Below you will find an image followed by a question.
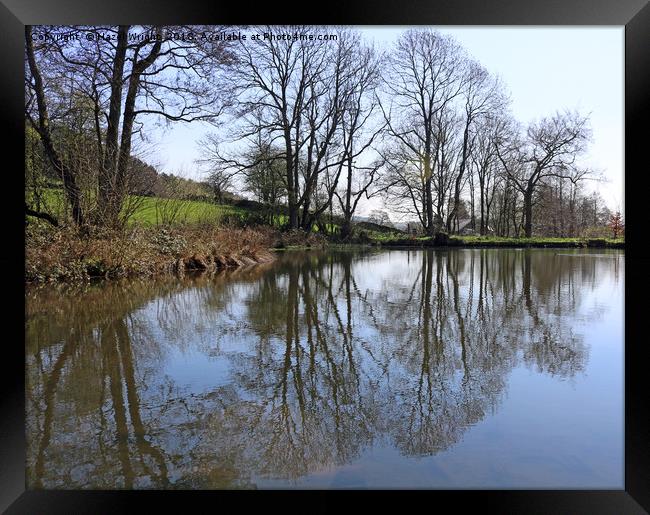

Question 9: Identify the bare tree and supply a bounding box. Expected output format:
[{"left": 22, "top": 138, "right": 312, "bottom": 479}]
[
  {"left": 495, "top": 109, "right": 593, "bottom": 237},
  {"left": 380, "top": 29, "right": 466, "bottom": 236},
  {"left": 329, "top": 39, "right": 384, "bottom": 239},
  {"left": 296, "top": 29, "right": 360, "bottom": 231},
  {"left": 471, "top": 113, "right": 510, "bottom": 234},
  {"left": 210, "top": 26, "right": 333, "bottom": 230},
  {"left": 376, "top": 142, "right": 429, "bottom": 228},
  {"left": 205, "top": 28, "right": 382, "bottom": 232},
  {"left": 25, "top": 26, "right": 86, "bottom": 225},
  {"left": 446, "top": 60, "right": 507, "bottom": 232},
  {"left": 205, "top": 169, "right": 234, "bottom": 204}
]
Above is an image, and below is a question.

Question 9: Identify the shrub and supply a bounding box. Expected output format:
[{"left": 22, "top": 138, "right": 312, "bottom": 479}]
[{"left": 275, "top": 228, "right": 327, "bottom": 249}]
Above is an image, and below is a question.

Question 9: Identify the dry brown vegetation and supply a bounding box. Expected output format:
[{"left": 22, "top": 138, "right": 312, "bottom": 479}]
[
  {"left": 273, "top": 228, "right": 327, "bottom": 249},
  {"left": 25, "top": 222, "right": 323, "bottom": 283}
]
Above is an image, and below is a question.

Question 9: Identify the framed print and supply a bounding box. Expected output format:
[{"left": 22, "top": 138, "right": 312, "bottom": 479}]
[{"left": 3, "top": 0, "right": 649, "bottom": 512}]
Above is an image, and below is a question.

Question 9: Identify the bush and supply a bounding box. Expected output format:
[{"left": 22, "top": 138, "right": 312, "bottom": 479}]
[
  {"left": 275, "top": 228, "right": 327, "bottom": 249},
  {"left": 151, "top": 228, "right": 187, "bottom": 256}
]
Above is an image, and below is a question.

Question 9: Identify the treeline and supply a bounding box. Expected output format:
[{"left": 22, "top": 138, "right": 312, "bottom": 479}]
[{"left": 25, "top": 25, "right": 621, "bottom": 238}]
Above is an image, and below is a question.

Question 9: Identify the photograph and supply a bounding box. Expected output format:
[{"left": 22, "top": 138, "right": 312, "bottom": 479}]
[{"left": 22, "top": 24, "right": 629, "bottom": 492}]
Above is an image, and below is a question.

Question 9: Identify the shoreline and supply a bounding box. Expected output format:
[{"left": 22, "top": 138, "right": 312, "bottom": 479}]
[
  {"left": 24, "top": 223, "right": 624, "bottom": 285},
  {"left": 373, "top": 239, "right": 625, "bottom": 249}
]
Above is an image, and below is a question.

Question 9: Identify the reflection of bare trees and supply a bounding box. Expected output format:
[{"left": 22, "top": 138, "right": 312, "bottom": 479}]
[
  {"left": 26, "top": 249, "right": 619, "bottom": 488},
  {"left": 26, "top": 269, "right": 275, "bottom": 488},
  {"left": 27, "top": 292, "right": 172, "bottom": 488}
]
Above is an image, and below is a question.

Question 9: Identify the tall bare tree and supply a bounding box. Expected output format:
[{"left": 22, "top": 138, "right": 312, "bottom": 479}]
[
  {"left": 204, "top": 28, "right": 382, "bottom": 232},
  {"left": 380, "top": 29, "right": 465, "bottom": 236},
  {"left": 471, "top": 113, "right": 510, "bottom": 235},
  {"left": 210, "top": 26, "right": 332, "bottom": 229},
  {"left": 329, "top": 39, "right": 384, "bottom": 239},
  {"left": 495, "top": 110, "right": 593, "bottom": 237},
  {"left": 446, "top": 60, "right": 507, "bottom": 232}
]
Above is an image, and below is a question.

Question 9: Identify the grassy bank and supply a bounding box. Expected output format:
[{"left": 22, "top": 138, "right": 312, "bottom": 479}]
[
  {"left": 369, "top": 233, "right": 625, "bottom": 249},
  {"left": 38, "top": 188, "right": 254, "bottom": 225},
  {"left": 37, "top": 187, "right": 307, "bottom": 228}
]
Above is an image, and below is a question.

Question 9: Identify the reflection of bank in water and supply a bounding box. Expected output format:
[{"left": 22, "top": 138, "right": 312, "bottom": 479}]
[{"left": 555, "top": 253, "right": 622, "bottom": 258}]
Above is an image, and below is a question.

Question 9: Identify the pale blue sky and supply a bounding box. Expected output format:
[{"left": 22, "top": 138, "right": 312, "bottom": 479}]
[{"left": 148, "top": 27, "right": 623, "bottom": 214}]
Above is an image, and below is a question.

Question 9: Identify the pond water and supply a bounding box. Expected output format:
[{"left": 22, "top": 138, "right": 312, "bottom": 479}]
[{"left": 25, "top": 248, "right": 624, "bottom": 489}]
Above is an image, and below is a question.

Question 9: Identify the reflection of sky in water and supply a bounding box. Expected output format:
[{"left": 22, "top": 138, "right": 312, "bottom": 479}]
[
  {"left": 257, "top": 251, "right": 623, "bottom": 488},
  {"left": 26, "top": 248, "right": 624, "bottom": 489}
]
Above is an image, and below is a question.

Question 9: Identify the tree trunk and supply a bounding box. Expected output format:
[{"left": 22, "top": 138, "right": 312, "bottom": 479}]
[
  {"left": 341, "top": 156, "right": 354, "bottom": 240},
  {"left": 98, "top": 25, "right": 129, "bottom": 224},
  {"left": 425, "top": 178, "right": 435, "bottom": 235},
  {"left": 558, "top": 181, "right": 564, "bottom": 237},
  {"left": 283, "top": 128, "right": 298, "bottom": 229},
  {"left": 25, "top": 26, "right": 85, "bottom": 226},
  {"left": 448, "top": 119, "right": 471, "bottom": 234},
  {"left": 523, "top": 190, "right": 533, "bottom": 238},
  {"left": 479, "top": 181, "right": 485, "bottom": 236},
  {"left": 469, "top": 177, "right": 475, "bottom": 231},
  {"left": 107, "top": 35, "right": 163, "bottom": 227}
]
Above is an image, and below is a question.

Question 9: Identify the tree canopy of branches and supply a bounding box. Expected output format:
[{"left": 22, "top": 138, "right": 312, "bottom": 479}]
[
  {"left": 377, "top": 29, "right": 514, "bottom": 236},
  {"left": 378, "top": 30, "right": 467, "bottom": 236},
  {"left": 199, "top": 27, "right": 386, "bottom": 232}
]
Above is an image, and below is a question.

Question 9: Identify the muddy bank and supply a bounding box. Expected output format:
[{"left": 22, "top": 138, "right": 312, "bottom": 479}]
[
  {"left": 25, "top": 222, "right": 331, "bottom": 284},
  {"left": 174, "top": 249, "right": 276, "bottom": 274}
]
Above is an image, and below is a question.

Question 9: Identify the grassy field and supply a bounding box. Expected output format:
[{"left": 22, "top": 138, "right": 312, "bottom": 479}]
[
  {"left": 125, "top": 196, "right": 247, "bottom": 225},
  {"left": 33, "top": 188, "right": 340, "bottom": 231},
  {"left": 36, "top": 188, "right": 254, "bottom": 226}
]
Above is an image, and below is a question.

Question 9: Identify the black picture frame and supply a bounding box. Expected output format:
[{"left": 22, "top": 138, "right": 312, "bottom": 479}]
[{"left": 3, "top": 0, "right": 648, "bottom": 512}]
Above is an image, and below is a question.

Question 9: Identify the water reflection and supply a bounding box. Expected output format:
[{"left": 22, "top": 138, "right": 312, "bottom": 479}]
[{"left": 25, "top": 249, "right": 622, "bottom": 488}]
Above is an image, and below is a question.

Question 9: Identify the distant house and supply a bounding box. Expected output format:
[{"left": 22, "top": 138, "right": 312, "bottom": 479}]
[
  {"left": 456, "top": 218, "right": 474, "bottom": 235},
  {"left": 405, "top": 222, "right": 423, "bottom": 235},
  {"left": 383, "top": 218, "right": 476, "bottom": 235}
]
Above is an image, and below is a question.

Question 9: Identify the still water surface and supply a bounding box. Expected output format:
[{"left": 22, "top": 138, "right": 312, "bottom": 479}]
[{"left": 25, "top": 248, "right": 624, "bottom": 488}]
